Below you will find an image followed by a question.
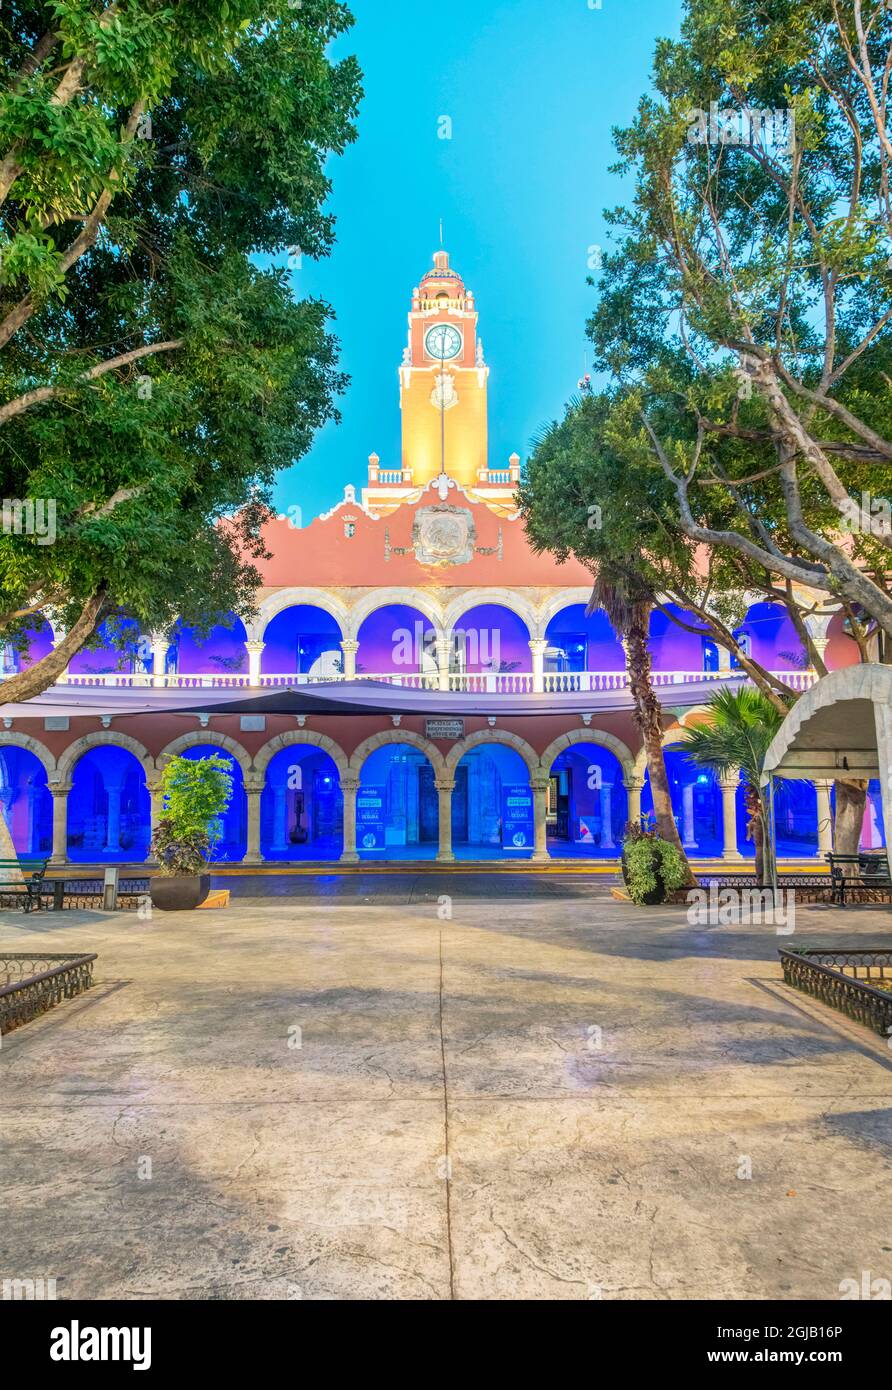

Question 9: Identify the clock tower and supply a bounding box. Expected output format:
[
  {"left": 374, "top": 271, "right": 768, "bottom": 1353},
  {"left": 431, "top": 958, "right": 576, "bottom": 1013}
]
[{"left": 399, "top": 250, "right": 489, "bottom": 489}]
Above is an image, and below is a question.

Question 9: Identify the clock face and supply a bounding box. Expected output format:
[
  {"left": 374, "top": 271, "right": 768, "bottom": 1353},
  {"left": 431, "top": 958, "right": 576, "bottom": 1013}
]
[{"left": 425, "top": 324, "right": 462, "bottom": 361}]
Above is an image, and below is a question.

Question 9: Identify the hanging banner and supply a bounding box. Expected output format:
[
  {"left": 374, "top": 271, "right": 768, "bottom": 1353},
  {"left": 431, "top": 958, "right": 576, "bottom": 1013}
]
[
  {"left": 501, "top": 784, "right": 534, "bottom": 850},
  {"left": 356, "top": 790, "right": 385, "bottom": 850}
]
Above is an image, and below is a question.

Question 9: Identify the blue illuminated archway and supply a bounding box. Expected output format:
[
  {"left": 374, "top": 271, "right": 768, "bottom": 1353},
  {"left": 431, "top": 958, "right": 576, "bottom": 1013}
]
[
  {"left": 0, "top": 747, "right": 52, "bottom": 855},
  {"left": 451, "top": 744, "right": 533, "bottom": 858},
  {"left": 67, "top": 746, "right": 150, "bottom": 862},
  {"left": 261, "top": 745, "right": 343, "bottom": 860},
  {"left": 357, "top": 743, "right": 438, "bottom": 859},
  {"left": 545, "top": 742, "right": 627, "bottom": 857}
]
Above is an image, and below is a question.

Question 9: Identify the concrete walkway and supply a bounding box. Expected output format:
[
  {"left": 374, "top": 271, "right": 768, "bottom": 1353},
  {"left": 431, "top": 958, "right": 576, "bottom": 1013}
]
[{"left": 1, "top": 877, "right": 890, "bottom": 1300}]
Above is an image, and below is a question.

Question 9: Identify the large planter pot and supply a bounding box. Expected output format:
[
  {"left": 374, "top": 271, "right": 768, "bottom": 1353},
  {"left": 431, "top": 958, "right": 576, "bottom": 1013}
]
[{"left": 150, "top": 874, "right": 211, "bottom": 912}]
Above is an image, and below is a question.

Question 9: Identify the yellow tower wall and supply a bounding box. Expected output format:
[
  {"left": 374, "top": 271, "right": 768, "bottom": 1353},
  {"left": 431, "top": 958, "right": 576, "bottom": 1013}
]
[{"left": 400, "top": 369, "right": 488, "bottom": 488}]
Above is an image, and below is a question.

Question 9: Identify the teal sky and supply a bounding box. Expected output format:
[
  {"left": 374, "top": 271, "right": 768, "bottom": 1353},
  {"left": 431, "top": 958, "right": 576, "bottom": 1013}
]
[{"left": 274, "top": 0, "right": 683, "bottom": 521}]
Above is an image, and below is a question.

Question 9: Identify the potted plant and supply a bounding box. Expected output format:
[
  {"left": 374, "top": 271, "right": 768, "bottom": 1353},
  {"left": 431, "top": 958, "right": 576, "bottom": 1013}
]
[
  {"left": 150, "top": 754, "right": 234, "bottom": 911},
  {"left": 621, "top": 821, "right": 688, "bottom": 905}
]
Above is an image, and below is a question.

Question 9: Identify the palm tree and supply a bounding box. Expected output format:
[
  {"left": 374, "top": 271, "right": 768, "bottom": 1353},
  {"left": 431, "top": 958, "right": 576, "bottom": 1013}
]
[
  {"left": 590, "top": 569, "right": 696, "bottom": 884},
  {"left": 672, "top": 686, "right": 785, "bottom": 882}
]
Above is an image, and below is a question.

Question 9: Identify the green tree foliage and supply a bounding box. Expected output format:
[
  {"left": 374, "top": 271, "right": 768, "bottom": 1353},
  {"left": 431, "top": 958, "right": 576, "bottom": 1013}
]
[
  {"left": 151, "top": 752, "right": 233, "bottom": 874},
  {"left": 0, "top": 2, "right": 362, "bottom": 700},
  {"left": 589, "top": 0, "right": 892, "bottom": 640}
]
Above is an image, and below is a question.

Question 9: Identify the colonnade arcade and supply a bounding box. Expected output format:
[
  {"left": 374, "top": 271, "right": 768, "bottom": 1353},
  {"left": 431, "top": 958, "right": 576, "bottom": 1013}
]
[{"left": 1, "top": 727, "right": 884, "bottom": 866}]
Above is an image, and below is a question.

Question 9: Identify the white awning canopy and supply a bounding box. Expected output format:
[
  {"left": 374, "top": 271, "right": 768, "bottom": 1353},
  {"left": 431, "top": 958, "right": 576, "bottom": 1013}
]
[
  {"left": 761, "top": 665, "right": 892, "bottom": 783},
  {"left": 761, "top": 665, "right": 891, "bottom": 874}
]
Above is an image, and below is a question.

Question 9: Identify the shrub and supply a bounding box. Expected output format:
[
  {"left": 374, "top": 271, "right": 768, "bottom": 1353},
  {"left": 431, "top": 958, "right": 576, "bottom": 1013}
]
[
  {"left": 149, "top": 755, "right": 234, "bottom": 877},
  {"left": 622, "top": 828, "right": 688, "bottom": 905}
]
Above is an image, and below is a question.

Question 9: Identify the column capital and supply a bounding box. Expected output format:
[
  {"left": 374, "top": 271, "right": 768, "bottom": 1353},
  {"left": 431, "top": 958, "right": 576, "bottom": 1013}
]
[
  {"left": 340, "top": 639, "right": 360, "bottom": 652},
  {"left": 623, "top": 775, "right": 643, "bottom": 790},
  {"left": 528, "top": 638, "right": 549, "bottom": 653},
  {"left": 434, "top": 778, "right": 456, "bottom": 793},
  {"left": 244, "top": 640, "right": 266, "bottom": 655},
  {"left": 341, "top": 774, "right": 361, "bottom": 793}
]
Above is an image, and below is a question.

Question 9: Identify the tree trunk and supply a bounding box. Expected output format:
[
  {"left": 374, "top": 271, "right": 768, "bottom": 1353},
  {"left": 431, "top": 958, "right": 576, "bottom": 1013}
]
[
  {"left": 745, "top": 782, "right": 764, "bottom": 881},
  {"left": 0, "top": 589, "right": 108, "bottom": 705},
  {"left": 625, "top": 605, "right": 697, "bottom": 886},
  {"left": 834, "top": 779, "right": 868, "bottom": 867}
]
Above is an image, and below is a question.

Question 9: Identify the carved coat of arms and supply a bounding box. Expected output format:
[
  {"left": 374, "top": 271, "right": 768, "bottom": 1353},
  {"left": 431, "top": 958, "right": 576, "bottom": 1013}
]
[{"left": 412, "top": 505, "right": 476, "bottom": 566}]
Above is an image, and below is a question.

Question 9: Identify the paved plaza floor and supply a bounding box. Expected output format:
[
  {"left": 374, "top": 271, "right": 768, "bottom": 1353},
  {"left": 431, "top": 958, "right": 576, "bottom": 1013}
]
[{"left": 1, "top": 874, "right": 891, "bottom": 1300}]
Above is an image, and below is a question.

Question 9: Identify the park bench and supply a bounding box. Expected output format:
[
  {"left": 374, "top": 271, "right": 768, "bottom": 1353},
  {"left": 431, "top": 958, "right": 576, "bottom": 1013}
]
[
  {"left": 827, "top": 852, "right": 892, "bottom": 906},
  {"left": 0, "top": 859, "right": 49, "bottom": 912}
]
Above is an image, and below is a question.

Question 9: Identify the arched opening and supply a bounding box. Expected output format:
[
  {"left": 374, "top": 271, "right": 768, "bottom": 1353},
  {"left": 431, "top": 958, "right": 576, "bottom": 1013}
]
[
  {"left": 176, "top": 746, "right": 246, "bottom": 861},
  {"left": 356, "top": 605, "right": 438, "bottom": 680},
  {"left": 449, "top": 604, "right": 530, "bottom": 677},
  {"left": 260, "top": 746, "right": 343, "bottom": 860},
  {"left": 702, "top": 639, "right": 720, "bottom": 673},
  {"left": 67, "top": 617, "right": 146, "bottom": 678},
  {"left": 648, "top": 604, "right": 705, "bottom": 674},
  {"left": 0, "top": 619, "right": 55, "bottom": 676},
  {"left": 544, "top": 605, "right": 624, "bottom": 674},
  {"left": 641, "top": 747, "right": 722, "bottom": 855},
  {"left": 0, "top": 747, "right": 52, "bottom": 855},
  {"left": 170, "top": 617, "right": 248, "bottom": 678},
  {"left": 736, "top": 602, "right": 805, "bottom": 672},
  {"left": 545, "top": 743, "right": 628, "bottom": 857},
  {"left": 451, "top": 744, "right": 533, "bottom": 858},
  {"left": 67, "top": 746, "right": 150, "bottom": 862},
  {"left": 357, "top": 743, "right": 438, "bottom": 859},
  {"left": 261, "top": 605, "right": 343, "bottom": 678},
  {"left": 738, "top": 779, "right": 817, "bottom": 858}
]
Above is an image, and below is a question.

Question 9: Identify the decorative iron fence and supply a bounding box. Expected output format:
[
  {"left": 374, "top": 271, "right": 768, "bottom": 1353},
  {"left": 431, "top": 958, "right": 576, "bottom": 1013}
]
[
  {"left": 0, "top": 953, "right": 97, "bottom": 1033},
  {"left": 0, "top": 879, "right": 150, "bottom": 912},
  {"left": 779, "top": 948, "right": 892, "bottom": 1037}
]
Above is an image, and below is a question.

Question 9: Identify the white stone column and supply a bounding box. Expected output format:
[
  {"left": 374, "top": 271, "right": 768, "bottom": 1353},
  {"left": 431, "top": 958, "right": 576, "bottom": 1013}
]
[
  {"left": 531, "top": 776, "right": 549, "bottom": 862},
  {"left": 717, "top": 644, "right": 732, "bottom": 672},
  {"left": 624, "top": 776, "right": 643, "bottom": 831},
  {"left": 24, "top": 779, "right": 38, "bottom": 855},
  {"left": 436, "top": 779, "right": 455, "bottom": 862},
  {"left": 435, "top": 637, "right": 452, "bottom": 693},
  {"left": 599, "top": 781, "right": 615, "bottom": 849},
  {"left": 720, "top": 773, "right": 742, "bottom": 860},
  {"left": 50, "top": 785, "right": 70, "bottom": 865},
  {"left": 245, "top": 640, "right": 265, "bottom": 687},
  {"left": 340, "top": 639, "right": 359, "bottom": 681},
  {"left": 271, "top": 783, "right": 288, "bottom": 851},
  {"left": 340, "top": 775, "right": 359, "bottom": 863},
  {"left": 682, "top": 782, "right": 698, "bottom": 849},
  {"left": 104, "top": 780, "right": 123, "bottom": 852},
  {"left": 529, "top": 639, "right": 548, "bottom": 694},
  {"left": 815, "top": 780, "right": 834, "bottom": 857},
  {"left": 245, "top": 784, "right": 263, "bottom": 863},
  {"left": 811, "top": 636, "right": 829, "bottom": 667},
  {"left": 146, "top": 782, "right": 163, "bottom": 864},
  {"left": 150, "top": 635, "right": 169, "bottom": 688}
]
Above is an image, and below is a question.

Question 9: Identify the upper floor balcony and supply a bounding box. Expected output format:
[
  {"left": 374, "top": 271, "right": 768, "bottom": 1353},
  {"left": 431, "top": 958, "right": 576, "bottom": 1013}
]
[{"left": 1, "top": 588, "right": 852, "bottom": 702}]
